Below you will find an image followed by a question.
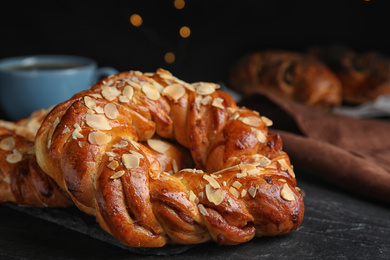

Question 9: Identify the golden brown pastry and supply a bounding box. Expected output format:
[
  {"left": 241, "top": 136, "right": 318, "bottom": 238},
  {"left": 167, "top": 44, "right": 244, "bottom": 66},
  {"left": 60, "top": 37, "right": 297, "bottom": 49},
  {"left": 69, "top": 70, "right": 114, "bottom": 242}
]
[
  {"left": 229, "top": 50, "right": 342, "bottom": 107},
  {"left": 308, "top": 45, "right": 390, "bottom": 104},
  {"left": 35, "top": 69, "right": 304, "bottom": 247},
  {"left": 0, "top": 110, "right": 72, "bottom": 207}
]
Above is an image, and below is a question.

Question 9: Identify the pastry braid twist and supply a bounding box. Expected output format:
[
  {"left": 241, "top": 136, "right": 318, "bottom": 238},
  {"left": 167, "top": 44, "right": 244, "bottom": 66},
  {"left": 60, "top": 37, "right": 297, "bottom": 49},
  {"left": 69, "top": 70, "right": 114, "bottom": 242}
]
[
  {"left": 35, "top": 69, "right": 304, "bottom": 247},
  {"left": 0, "top": 110, "right": 72, "bottom": 207}
]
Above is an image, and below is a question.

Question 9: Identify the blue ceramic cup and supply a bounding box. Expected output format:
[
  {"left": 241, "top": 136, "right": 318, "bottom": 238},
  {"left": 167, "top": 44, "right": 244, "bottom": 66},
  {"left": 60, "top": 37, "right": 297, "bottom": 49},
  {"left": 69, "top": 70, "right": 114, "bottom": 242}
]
[{"left": 0, "top": 55, "right": 118, "bottom": 121}]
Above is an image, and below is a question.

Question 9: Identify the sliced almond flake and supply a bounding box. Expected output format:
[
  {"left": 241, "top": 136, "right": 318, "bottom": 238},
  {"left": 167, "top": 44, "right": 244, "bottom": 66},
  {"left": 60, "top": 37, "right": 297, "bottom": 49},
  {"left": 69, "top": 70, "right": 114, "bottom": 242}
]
[
  {"left": 211, "top": 165, "right": 240, "bottom": 176},
  {"left": 0, "top": 137, "right": 15, "bottom": 151},
  {"left": 107, "top": 160, "right": 119, "bottom": 170},
  {"left": 227, "top": 198, "right": 233, "bottom": 206},
  {"left": 194, "top": 82, "right": 216, "bottom": 95},
  {"left": 247, "top": 168, "right": 260, "bottom": 175},
  {"left": 278, "top": 158, "right": 296, "bottom": 178},
  {"left": 239, "top": 116, "right": 263, "bottom": 127},
  {"left": 229, "top": 187, "right": 239, "bottom": 198},
  {"left": 87, "top": 109, "right": 95, "bottom": 114},
  {"left": 122, "top": 154, "right": 140, "bottom": 169},
  {"left": 2, "top": 176, "right": 10, "bottom": 184},
  {"left": 227, "top": 107, "right": 235, "bottom": 115},
  {"left": 252, "top": 154, "right": 271, "bottom": 167},
  {"left": 142, "top": 84, "right": 160, "bottom": 101},
  {"left": 47, "top": 139, "right": 51, "bottom": 149},
  {"left": 119, "top": 95, "right": 130, "bottom": 103},
  {"left": 149, "top": 169, "right": 160, "bottom": 180},
  {"left": 248, "top": 186, "right": 257, "bottom": 198},
  {"left": 280, "top": 183, "right": 295, "bottom": 201},
  {"left": 129, "top": 140, "right": 140, "bottom": 150},
  {"left": 94, "top": 106, "right": 104, "bottom": 114},
  {"left": 6, "top": 149, "right": 22, "bottom": 163},
  {"left": 122, "top": 85, "right": 134, "bottom": 100},
  {"left": 62, "top": 127, "right": 70, "bottom": 134},
  {"left": 241, "top": 189, "right": 247, "bottom": 197},
  {"left": 205, "top": 184, "right": 223, "bottom": 205},
  {"left": 261, "top": 116, "right": 273, "bottom": 127},
  {"left": 104, "top": 103, "right": 119, "bottom": 119},
  {"left": 72, "top": 123, "right": 84, "bottom": 139},
  {"left": 203, "top": 175, "right": 221, "bottom": 189},
  {"left": 198, "top": 204, "right": 208, "bottom": 216},
  {"left": 127, "top": 81, "right": 142, "bottom": 91},
  {"left": 86, "top": 114, "right": 112, "bottom": 130},
  {"left": 129, "top": 151, "right": 143, "bottom": 159},
  {"left": 106, "top": 151, "right": 118, "bottom": 157},
  {"left": 84, "top": 96, "right": 97, "bottom": 110},
  {"left": 162, "top": 84, "right": 185, "bottom": 102},
  {"left": 279, "top": 179, "right": 287, "bottom": 183},
  {"left": 212, "top": 97, "right": 225, "bottom": 109},
  {"left": 251, "top": 127, "right": 267, "bottom": 143},
  {"left": 148, "top": 78, "right": 164, "bottom": 93},
  {"left": 189, "top": 190, "right": 199, "bottom": 203},
  {"left": 195, "top": 169, "right": 204, "bottom": 173},
  {"left": 194, "top": 96, "right": 202, "bottom": 110},
  {"left": 101, "top": 86, "right": 121, "bottom": 101},
  {"left": 147, "top": 139, "right": 170, "bottom": 154},
  {"left": 230, "top": 112, "right": 240, "bottom": 120},
  {"left": 201, "top": 95, "right": 212, "bottom": 105},
  {"left": 113, "top": 140, "right": 128, "bottom": 148},
  {"left": 88, "top": 93, "right": 103, "bottom": 99},
  {"left": 78, "top": 141, "right": 83, "bottom": 148},
  {"left": 88, "top": 131, "right": 111, "bottom": 145},
  {"left": 110, "top": 170, "right": 125, "bottom": 179},
  {"left": 172, "top": 159, "right": 179, "bottom": 174},
  {"left": 232, "top": 181, "right": 242, "bottom": 189},
  {"left": 222, "top": 181, "right": 227, "bottom": 187},
  {"left": 179, "top": 168, "right": 196, "bottom": 173}
]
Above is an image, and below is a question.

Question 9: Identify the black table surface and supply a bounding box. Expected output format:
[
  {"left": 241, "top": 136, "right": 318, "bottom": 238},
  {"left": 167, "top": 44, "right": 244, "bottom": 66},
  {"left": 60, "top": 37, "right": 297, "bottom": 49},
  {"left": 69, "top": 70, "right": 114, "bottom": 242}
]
[{"left": 0, "top": 168, "right": 389, "bottom": 260}]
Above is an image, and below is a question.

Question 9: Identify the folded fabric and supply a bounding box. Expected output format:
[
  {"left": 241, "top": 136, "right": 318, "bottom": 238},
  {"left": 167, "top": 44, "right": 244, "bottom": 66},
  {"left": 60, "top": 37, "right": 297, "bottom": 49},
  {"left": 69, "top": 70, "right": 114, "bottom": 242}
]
[{"left": 239, "top": 94, "right": 390, "bottom": 204}]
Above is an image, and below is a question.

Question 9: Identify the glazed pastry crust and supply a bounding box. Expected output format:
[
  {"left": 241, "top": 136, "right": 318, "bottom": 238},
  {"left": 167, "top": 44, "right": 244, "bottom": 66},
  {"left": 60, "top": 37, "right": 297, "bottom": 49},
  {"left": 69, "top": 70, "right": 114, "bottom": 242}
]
[{"left": 34, "top": 69, "right": 304, "bottom": 247}]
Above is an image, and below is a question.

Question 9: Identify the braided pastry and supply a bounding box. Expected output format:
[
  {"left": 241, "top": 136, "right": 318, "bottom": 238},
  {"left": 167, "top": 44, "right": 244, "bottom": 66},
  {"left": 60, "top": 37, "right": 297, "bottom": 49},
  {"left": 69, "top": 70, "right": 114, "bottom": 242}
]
[
  {"left": 0, "top": 110, "right": 72, "bottom": 207},
  {"left": 229, "top": 50, "right": 342, "bottom": 108},
  {"left": 35, "top": 69, "right": 304, "bottom": 247}
]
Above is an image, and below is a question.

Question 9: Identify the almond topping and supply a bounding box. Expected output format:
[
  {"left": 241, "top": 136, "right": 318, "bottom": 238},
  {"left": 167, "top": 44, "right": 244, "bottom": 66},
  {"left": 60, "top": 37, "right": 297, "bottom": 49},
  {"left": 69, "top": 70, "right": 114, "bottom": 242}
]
[
  {"left": 251, "top": 128, "right": 267, "bottom": 143},
  {"left": 241, "top": 189, "right": 247, "bottom": 197},
  {"left": 106, "top": 151, "right": 118, "bottom": 157},
  {"left": 94, "top": 106, "right": 104, "bottom": 114},
  {"left": 278, "top": 158, "right": 296, "bottom": 178},
  {"left": 88, "top": 131, "right": 112, "bottom": 145},
  {"left": 198, "top": 204, "right": 209, "bottom": 216},
  {"left": 119, "top": 95, "right": 130, "bottom": 103},
  {"left": 84, "top": 96, "right": 97, "bottom": 110},
  {"left": 149, "top": 169, "right": 160, "bottom": 180},
  {"left": 72, "top": 123, "right": 83, "bottom": 139},
  {"left": 107, "top": 160, "right": 119, "bottom": 170},
  {"left": 122, "top": 85, "right": 134, "bottom": 100},
  {"left": 194, "top": 82, "right": 216, "bottom": 95},
  {"left": 229, "top": 187, "right": 239, "bottom": 198},
  {"left": 280, "top": 183, "right": 295, "bottom": 201},
  {"left": 122, "top": 154, "right": 140, "bottom": 169},
  {"left": 85, "top": 114, "right": 112, "bottom": 130},
  {"left": 53, "top": 117, "right": 60, "bottom": 128},
  {"left": 6, "top": 149, "right": 22, "bottom": 163},
  {"left": 101, "top": 86, "right": 121, "bottom": 101},
  {"left": 212, "top": 97, "right": 225, "bottom": 109},
  {"left": 147, "top": 139, "right": 170, "bottom": 154},
  {"left": 201, "top": 95, "right": 212, "bottom": 105},
  {"left": 113, "top": 140, "right": 128, "bottom": 148},
  {"left": 162, "top": 84, "right": 186, "bottom": 102},
  {"left": 172, "top": 159, "right": 179, "bottom": 174},
  {"left": 0, "top": 137, "right": 15, "bottom": 151},
  {"left": 261, "top": 116, "right": 273, "bottom": 127},
  {"left": 130, "top": 150, "right": 144, "bottom": 159},
  {"left": 203, "top": 175, "right": 221, "bottom": 189},
  {"left": 104, "top": 103, "right": 119, "bottom": 120},
  {"left": 142, "top": 84, "right": 161, "bottom": 101},
  {"left": 110, "top": 170, "right": 125, "bottom": 179},
  {"left": 239, "top": 116, "right": 263, "bottom": 127},
  {"left": 189, "top": 190, "right": 199, "bottom": 203},
  {"left": 205, "top": 184, "right": 223, "bottom": 205},
  {"left": 248, "top": 186, "right": 257, "bottom": 198},
  {"left": 232, "top": 181, "right": 242, "bottom": 189}
]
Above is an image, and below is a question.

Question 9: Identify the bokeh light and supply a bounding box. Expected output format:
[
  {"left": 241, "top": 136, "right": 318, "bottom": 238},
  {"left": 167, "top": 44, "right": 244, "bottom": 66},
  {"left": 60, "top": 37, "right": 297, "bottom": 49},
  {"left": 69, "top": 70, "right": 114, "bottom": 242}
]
[
  {"left": 164, "top": 52, "right": 175, "bottom": 64},
  {"left": 130, "top": 14, "right": 143, "bottom": 27},
  {"left": 179, "top": 26, "right": 191, "bottom": 38},
  {"left": 174, "top": 0, "right": 185, "bottom": 9}
]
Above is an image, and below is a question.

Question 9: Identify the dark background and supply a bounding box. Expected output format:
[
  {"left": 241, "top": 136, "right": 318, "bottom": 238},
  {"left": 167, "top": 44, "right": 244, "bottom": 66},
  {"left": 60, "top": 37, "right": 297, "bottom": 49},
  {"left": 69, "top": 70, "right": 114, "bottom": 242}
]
[{"left": 0, "top": 0, "right": 387, "bottom": 84}]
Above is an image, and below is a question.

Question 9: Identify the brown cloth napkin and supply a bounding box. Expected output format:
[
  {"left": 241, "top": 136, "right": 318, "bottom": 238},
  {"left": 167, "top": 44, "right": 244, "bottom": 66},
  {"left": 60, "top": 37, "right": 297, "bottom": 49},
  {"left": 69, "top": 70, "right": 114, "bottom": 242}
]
[{"left": 240, "top": 94, "right": 390, "bottom": 204}]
